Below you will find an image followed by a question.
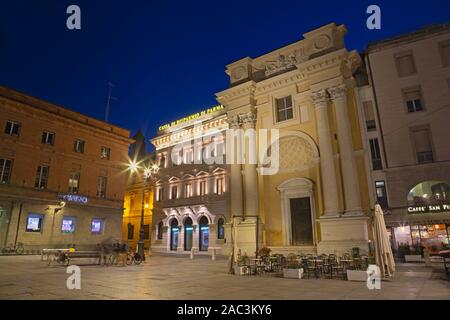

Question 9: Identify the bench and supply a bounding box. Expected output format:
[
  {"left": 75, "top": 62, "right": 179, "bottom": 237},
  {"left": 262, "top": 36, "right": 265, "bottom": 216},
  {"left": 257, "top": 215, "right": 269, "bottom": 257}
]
[
  {"left": 41, "top": 249, "right": 70, "bottom": 262},
  {"left": 46, "top": 250, "right": 101, "bottom": 266}
]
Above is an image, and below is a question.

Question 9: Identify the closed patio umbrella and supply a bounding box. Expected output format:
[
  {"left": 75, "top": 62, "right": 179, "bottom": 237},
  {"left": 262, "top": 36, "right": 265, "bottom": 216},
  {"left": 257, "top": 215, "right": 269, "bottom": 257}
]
[{"left": 373, "top": 204, "right": 396, "bottom": 278}]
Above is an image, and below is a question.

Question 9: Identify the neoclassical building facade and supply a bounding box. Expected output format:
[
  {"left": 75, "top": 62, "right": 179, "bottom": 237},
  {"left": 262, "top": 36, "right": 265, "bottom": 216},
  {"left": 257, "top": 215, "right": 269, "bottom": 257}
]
[{"left": 216, "top": 23, "right": 372, "bottom": 256}]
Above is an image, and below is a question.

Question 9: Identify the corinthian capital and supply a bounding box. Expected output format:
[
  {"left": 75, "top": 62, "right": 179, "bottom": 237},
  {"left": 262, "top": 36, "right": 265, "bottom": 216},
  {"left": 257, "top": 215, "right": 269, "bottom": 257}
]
[
  {"left": 328, "top": 85, "right": 347, "bottom": 101},
  {"left": 228, "top": 114, "right": 241, "bottom": 129},
  {"left": 310, "top": 89, "right": 329, "bottom": 106},
  {"left": 239, "top": 111, "right": 257, "bottom": 127}
]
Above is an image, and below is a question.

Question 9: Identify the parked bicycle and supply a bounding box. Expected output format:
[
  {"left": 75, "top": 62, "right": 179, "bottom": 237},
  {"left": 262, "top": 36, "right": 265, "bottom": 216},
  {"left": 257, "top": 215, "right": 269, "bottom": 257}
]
[
  {"left": 126, "top": 251, "right": 143, "bottom": 265},
  {"left": 1, "top": 242, "right": 24, "bottom": 255}
]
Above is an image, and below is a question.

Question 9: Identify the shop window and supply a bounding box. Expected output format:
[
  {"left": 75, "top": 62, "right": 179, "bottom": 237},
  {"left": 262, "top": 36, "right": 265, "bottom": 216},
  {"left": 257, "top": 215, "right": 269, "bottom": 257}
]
[
  {"left": 127, "top": 223, "right": 134, "bottom": 240},
  {"left": 199, "top": 216, "right": 209, "bottom": 252},
  {"left": 408, "top": 180, "right": 450, "bottom": 206},
  {"left": 184, "top": 218, "right": 193, "bottom": 251},
  {"left": 42, "top": 131, "right": 55, "bottom": 145},
  {"left": 375, "top": 181, "right": 388, "bottom": 209},
  {"left": 157, "top": 221, "right": 163, "bottom": 240},
  {"left": 91, "top": 218, "right": 104, "bottom": 235},
  {"left": 4, "top": 121, "right": 20, "bottom": 136},
  {"left": 275, "top": 96, "right": 294, "bottom": 122},
  {"left": 61, "top": 217, "right": 76, "bottom": 234},
  {"left": 369, "top": 138, "right": 382, "bottom": 170},
  {"left": 26, "top": 213, "right": 44, "bottom": 233},
  {"left": 0, "top": 158, "right": 13, "bottom": 184},
  {"left": 217, "top": 218, "right": 225, "bottom": 240}
]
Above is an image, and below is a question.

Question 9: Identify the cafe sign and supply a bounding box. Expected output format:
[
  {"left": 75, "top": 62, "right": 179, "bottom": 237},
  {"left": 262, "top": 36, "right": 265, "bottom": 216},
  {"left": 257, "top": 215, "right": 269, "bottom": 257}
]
[
  {"left": 407, "top": 203, "right": 450, "bottom": 214},
  {"left": 57, "top": 194, "right": 88, "bottom": 204}
]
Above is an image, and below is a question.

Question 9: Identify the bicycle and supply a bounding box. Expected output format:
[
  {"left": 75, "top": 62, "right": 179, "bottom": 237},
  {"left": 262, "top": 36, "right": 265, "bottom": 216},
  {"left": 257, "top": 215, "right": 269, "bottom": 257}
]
[
  {"left": 126, "top": 251, "right": 143, "bottom": 265},
  {"left": 1, "top": 242, "right": 25, "bottom": 255}
]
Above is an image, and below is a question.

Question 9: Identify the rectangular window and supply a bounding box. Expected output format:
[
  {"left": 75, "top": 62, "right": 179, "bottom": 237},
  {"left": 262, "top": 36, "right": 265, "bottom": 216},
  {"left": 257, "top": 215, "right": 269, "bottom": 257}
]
[
  {"left": 91, "top": 218, "right": 104, "bottom": 234},
  {"left": 41, "top": 131, "right": 55, "bottom": 145},
  {"left": 61, "top": 217, "right": 76, "bottom": 234},
  {"left": 403, "top": 87, "right": 424, "bottom": 113},
  {"left": 74, "top": 139, "right": 85, "bottom": 154},
  {"left": 68, "top": 171, "right": 80, "bottom": 194},
  {"left": 171, "top": 185, "right": 178, "bottom": 199},
  {"left": 0, "top": 159, "right": 13, "bottom": 184},
  {"left": 35, "top": 165, "right": 49, "bottom": 189},
  {"left": 369, "top": 138, "right": 382, "bottom": 171},
  {"left": 26, "top": 213, "right": 44, "bottom": 233},
  {"left": 143, "top": 224, "right": 150, "bottom": 240},
  {"left": 275, "top": 96, "right": 294, "bottom": 122},
  {"left": 363, "top": 101, "right": 376, "bottom": 131},
  {"left": 375, "top": 181, "right": 389, "bottom": 209},
  {"left": 159, "top": 155, "right": 166, "bottom": 168},
  {"left": 100, "top": 146, "right": 110, "bottom": 160},
  {"left": 439, "top": 40, "right": 450, "bottom": 67},
  {"left": 395, "top": 52, "right": 416, "bottom": 77},
  {"left": 127, "top": 223, "right": 134, "bottom": 240},
  {"left": 97, "top": 176, "right": 107, "bottom": 198},
  {"left": 4, "top": 121, "right": 21, "bottom": 136},
  {"left": 411, "top": 127, "right": 434, "bottom": 164},
  {"left": 216, "top": 177, "right": 225, "bottom": 195},
  {"left": 157, "top": 187, "right": 164, "bottom": 202},
  {"left": 184, "top": 148, "right": 193, "bottom": 164},
  {"left": 185, "top": 183, "right": 192, "bottom": 198},
  {"left": 199, "top": 181, "right": 207, "bottom": 196}
]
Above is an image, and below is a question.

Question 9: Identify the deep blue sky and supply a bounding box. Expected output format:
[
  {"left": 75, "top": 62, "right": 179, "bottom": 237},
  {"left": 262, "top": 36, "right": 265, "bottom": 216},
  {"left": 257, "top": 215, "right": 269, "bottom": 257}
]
[{"left": 1, "top": 0, "right": 450, "bottom": 148}]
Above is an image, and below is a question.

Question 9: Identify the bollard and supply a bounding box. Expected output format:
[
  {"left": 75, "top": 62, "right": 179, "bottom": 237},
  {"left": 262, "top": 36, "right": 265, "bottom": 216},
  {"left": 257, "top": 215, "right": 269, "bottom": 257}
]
[
  {"left": 190, "top": 247, "right": 195, "bottom": 260},
  {"left": 211, "top": 248, "right": 216, "bottom": 261}
]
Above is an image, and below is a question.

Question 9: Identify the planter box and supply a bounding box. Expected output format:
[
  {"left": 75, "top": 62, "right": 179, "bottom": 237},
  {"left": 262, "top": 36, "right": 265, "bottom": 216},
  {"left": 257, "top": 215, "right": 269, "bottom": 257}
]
[
  {"left": 405, "top": 255, "right": 423, "bottom": 262},
  {"left": 234, "top": 265, "right": 250, "bottom": 276},
  {"left": 347, "top": 270, "right": 368, "bottom": 282},
  {"left": 283, "top": 268, "right": 304, "bottom": 279}
]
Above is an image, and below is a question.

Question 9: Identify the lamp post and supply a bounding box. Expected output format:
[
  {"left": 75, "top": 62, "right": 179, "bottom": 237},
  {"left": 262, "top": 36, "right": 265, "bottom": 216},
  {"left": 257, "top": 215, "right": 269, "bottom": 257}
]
[{"left": 129, "top": 161, "right": 159, "bottom": 261}]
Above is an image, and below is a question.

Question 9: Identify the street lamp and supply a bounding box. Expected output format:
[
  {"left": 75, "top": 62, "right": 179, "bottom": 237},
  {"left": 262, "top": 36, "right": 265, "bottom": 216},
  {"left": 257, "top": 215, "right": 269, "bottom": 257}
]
[{"left": 129, "top": 160, "right": 159, "bottom": 260}]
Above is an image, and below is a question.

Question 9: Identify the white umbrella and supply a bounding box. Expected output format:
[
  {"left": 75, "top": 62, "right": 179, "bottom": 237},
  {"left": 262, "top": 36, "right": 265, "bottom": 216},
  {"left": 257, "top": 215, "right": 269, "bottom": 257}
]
[{"left": 373, "top": 204, "right": 396, "bottom": 278}]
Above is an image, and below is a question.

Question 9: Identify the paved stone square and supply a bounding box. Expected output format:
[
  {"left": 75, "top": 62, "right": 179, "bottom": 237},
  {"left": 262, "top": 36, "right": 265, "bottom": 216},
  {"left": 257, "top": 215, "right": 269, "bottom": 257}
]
[{"left": 0, "top": 255, "right": 449, "bottom": 300}]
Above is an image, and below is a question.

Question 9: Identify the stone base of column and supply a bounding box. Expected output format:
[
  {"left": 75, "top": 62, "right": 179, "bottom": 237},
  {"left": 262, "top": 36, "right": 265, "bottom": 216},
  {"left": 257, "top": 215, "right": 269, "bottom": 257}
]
[
  {"left": 342, "top": 209, "right": 365, "bottom": 217},
  {"left": 317, "top": 216, "right": 370, "bottom": 255},
  {"left": 232, "top": 217, "right": 264, "bottom": 258}
]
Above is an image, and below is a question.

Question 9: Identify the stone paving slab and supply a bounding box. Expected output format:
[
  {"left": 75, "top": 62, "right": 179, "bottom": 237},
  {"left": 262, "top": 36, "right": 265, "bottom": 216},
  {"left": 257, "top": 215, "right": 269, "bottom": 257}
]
[{"left": 0, "top": 255, "right": 449, "bottom": 300}]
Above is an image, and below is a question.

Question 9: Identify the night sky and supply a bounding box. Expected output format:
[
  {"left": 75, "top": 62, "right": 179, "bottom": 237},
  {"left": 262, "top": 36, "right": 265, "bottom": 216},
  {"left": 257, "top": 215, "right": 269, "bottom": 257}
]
[{"left": 1, "top": 0, "right": 450, "bottom": 150}]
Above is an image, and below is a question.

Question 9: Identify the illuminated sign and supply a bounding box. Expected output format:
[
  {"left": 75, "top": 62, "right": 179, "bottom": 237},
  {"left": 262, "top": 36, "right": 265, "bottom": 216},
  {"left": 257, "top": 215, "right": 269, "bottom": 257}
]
[
  {"left": 57, "top": 194, "right": 88, "bottom": 204},
  {"left": 158, "top": 105, "right": 224, "bottom": 131},
  {"left": 407, "top": 203, "right": 450, "bottom": 214}
]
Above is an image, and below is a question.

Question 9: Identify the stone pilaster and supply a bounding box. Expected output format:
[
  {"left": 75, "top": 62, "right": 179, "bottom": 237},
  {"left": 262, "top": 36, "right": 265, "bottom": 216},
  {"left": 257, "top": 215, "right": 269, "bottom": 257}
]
[
  {"left": 311, "top": 89, "right": 340, "bottom": 217},
  {"left": 328, "top": 84, "right": 363, "bottom": 216},
  {"left": 228, "top": 115, "right": 244, "bottom": 218},
  {"left": 240, "top": 111, "right": 259, "bottom": 217}
]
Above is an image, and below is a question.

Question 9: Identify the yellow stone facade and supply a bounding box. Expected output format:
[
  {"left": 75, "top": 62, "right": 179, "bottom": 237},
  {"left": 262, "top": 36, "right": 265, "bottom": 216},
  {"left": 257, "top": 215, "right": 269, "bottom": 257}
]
[{"left": 216, "top": 23, "right": 373, "bottom": 256}]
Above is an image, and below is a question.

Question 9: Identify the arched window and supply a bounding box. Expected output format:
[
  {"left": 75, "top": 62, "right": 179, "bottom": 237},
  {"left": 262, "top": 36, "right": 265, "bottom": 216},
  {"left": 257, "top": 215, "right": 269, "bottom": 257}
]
[
  {"left": 157, "top": 221, "right": 163, "bottom": 240},
  {"left": 199, "top": 216, "right": 209, "bottom": 251},
  {"left": 217, "top": 218, "right": 225, "bottom": 240},
  {"left": 408, "top": 181, "right": 450, "bottom": 206},
  {"left": 170, "top": 219, "right": 179, "bottom": 251},
  {"left": 184, "top": 217, "right": 193, "bottom": 251}
]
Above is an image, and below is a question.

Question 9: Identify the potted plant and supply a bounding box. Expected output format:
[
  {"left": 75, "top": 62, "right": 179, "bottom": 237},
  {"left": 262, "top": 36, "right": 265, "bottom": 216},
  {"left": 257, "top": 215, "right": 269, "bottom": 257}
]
[
  {"left": 234, "top": 250, "right": 250, "bottom": 276},
  {"left": 404, "top": 243, "right": 423, "bottom": 262},
  {"left": 282, "top": 257, "right": 303, "bottom": 279}
]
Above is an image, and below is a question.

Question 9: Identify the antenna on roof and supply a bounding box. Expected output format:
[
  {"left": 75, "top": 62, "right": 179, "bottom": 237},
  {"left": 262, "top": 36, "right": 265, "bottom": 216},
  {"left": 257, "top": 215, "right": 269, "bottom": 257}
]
[{"left": 105, "top": 82, "right": 117, "bottom": 122}]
